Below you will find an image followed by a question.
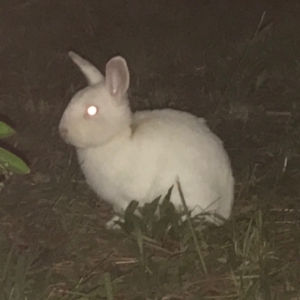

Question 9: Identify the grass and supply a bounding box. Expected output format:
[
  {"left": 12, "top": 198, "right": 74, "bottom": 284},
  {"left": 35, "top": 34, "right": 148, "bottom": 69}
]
[
  {"left": 1, "top": 187, "right": 300, "bottom": 299},
  {"left": 1, "top": 0, "right": 300, "bottom": 299}
]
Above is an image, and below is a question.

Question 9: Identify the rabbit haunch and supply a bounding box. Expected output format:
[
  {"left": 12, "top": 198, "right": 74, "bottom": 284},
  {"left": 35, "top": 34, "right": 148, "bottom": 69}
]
[{"left": 59, "top": 51, "right": 234, "bottom": 229}]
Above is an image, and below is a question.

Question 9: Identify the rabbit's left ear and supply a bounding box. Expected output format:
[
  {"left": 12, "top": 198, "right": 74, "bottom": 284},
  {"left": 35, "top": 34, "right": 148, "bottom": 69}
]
[
  {"left": 105, "top": 56, "right": 130, "bottom": 98},
  {"left": 69, "top": 51, "right": 104, "bottom": 86}
]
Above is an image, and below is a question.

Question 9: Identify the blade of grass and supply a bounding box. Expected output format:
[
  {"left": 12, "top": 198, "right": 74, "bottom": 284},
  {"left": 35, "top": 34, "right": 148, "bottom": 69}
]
[
  {"left": 104, "top": 272, "right": 113, "bottom": 300},
  {"left": 176, "top": 178, "right": 208, "bottom": 276},
  {"left": 213, "top": 11, "right": 266, "bottom": 116}
]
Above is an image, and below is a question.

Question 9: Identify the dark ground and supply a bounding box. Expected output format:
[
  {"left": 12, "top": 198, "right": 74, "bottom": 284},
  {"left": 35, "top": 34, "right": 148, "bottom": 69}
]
[{"left": 1, "top": 0, "right": 300, "bottom": 299}]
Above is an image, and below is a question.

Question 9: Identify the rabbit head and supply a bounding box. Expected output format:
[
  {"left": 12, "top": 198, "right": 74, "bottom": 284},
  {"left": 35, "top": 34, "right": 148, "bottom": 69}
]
[{"left": 59, "top": 52, "right": 132, "bottom": 149}]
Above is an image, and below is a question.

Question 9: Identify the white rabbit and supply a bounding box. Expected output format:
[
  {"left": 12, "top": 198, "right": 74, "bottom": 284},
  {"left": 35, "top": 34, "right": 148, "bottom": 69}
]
[{"left": 59, "top": 51, "right": 234, "bottom": 229}]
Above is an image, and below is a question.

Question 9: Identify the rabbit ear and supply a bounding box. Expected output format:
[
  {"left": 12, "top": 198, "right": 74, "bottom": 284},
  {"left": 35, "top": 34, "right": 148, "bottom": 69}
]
[
  {"left": 68, "top": 51, "right": 104, "bottom": 85},
  {"left": 105, "top": 56, "right": 130, "bottom": 97}
]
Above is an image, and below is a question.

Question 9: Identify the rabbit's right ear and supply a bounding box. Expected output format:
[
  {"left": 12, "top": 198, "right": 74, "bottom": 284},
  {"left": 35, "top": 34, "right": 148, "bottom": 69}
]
[
  {"left": 105, "top": 56, "right": 130, "bottom": 98},
  {"left": 68, "top": 51, "right": 104, "bottom": 85}
]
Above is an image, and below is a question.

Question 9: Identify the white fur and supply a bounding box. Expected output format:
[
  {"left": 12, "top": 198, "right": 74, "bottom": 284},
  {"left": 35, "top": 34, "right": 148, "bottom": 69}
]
[{"left": 59, "top": 51, "right": 234, "bottom": 229}]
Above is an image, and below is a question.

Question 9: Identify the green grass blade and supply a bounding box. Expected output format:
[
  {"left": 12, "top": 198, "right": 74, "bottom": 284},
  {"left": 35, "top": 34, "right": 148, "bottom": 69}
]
[
  {"left": 104, "top": 272, "right": 114, "bottom": 300},
  {"left": 176, "top": 179, "right": 208, "bottom": 275}
]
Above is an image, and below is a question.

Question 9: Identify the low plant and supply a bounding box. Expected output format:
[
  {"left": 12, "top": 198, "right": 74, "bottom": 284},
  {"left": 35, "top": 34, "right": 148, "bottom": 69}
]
[{"left": 0, "top": 121, "right": 30, "bottom": 178}]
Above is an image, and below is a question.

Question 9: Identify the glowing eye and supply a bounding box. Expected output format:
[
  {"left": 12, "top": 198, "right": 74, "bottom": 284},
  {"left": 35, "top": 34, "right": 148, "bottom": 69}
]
[{"left": 87, "top": 105, "right": 98, "bottom": 116}]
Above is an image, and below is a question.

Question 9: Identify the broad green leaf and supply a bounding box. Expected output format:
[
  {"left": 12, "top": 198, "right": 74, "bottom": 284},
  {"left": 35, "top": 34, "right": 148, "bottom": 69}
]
[
  {"left": 0, "top": 121, "right": 16, "bottom": 138},
  {"left": 125, "top": 200, "right": 139, "bottom": 215},
  {"left": 142, "top": 196, "right": 160, "bottom": 224},
  {"left": 121, "top": 200, "right": 141, "bottom": 234},
  {"left": 160, "top": 186, "right": 176, "bottom": 218},
  {"left": 0, "top": 147, "right": 30, "bottom": 174}
]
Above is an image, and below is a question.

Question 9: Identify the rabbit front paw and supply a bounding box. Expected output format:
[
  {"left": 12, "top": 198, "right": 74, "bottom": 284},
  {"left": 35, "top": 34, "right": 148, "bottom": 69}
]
[{"left": 105, "top": 215, "right": 122, "bottom": 230}]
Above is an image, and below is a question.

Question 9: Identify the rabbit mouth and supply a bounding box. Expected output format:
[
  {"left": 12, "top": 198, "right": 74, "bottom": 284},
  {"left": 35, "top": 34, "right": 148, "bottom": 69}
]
[
  {"left": 59, "top": 127, "right": 69, "bottom": 140},
  {"left": 59, "top": 127, "right": 75, "bottom": 146},
  {"left": 59, "top": 128, "right": 88, "bottom": 149}
]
